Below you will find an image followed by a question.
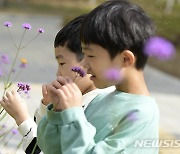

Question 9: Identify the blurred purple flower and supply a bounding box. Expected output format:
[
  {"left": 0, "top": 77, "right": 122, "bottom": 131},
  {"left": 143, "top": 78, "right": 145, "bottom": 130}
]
[
  {"left": 104, "top": 68, "right": 122, "bottom": 81},
  {"left": 127, "top": 110, "right": 138, "bottom": 122},
  {"left": 19, "top": 63, "right": 27, "bottom": 68},
  {"left": 1, "top": 54, "right": 10, "bottom": 64},
  {"left": 2, "top": 124, "right": 6, "bottom": 128},
  {"left": 38, "top": 28, "right": 44, "bottom": 33},
  {"left": 72, "top": 66, "right": 86, "bottom": 77},
  {"left": 0, "top": 69, "right": 2, "bottom": 78},
  {"left": 22, "top": 23, "right": 31, "bottom": 30},
  {"left": 144, "top": 36, "right": 176, "bottom": 60},
  {"left": 4, "top": 21, "right": 12, "bottom": 27},
  {"left": 12, "top": 129, "right": 18, "bottom": 135}
]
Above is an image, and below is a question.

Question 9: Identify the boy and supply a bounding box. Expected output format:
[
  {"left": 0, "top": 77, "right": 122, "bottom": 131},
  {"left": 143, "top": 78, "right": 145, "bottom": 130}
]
[
  {"left": 1, "top": 15, "right": 112, "bottom": 153},
  {"left": 37, "top": 0, "right": 159, "bottom": 154}
]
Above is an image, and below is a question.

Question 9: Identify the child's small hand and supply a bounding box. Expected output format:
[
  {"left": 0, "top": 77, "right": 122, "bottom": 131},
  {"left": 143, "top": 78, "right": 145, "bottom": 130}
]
[
  {"left": 0, "top": 90, "right": 30, "bottom": 125},
  {"left": 49, "top": 76, "right": 82, "bottom": 111},
  {"left": 42, "top": 84, "right": 51, "bottom": 106}
]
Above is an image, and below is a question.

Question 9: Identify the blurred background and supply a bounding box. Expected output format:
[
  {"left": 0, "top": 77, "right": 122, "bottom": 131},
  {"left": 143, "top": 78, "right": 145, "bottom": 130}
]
[
  {"left": 0, "top": 0, "right": 180, "bottom": 78},
  {"left": 0, "top": 0, "right": 180, "bottom": 154}
]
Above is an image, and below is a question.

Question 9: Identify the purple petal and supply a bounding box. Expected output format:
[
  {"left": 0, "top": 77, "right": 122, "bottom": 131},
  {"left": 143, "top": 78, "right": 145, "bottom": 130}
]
[
  {"left": 104, "top": 68, "right": 122, "bottom": 81},
  {"left": 4, "top": 21, "right": 12, "bottom": 27},
  {"left": 1, "top": 54, "right": 10, "bottom": 64},
  {"left": 19, "top": 63, "right": 27, "bottom": 68},
  {"left": 12, "top": 129, "right": 18, "bottom": 135},
  {"left": 144, "top": 36, "right": 176, "bottom": 60},
  {"left": 0, "top": 69, "right": 2, "bottom": 78},
  {"left": 22, "top": 23, "right": 31, "bottom": 30},
  {"left": 127, "top": 111, "right": 138, "bottom": 122},
  {"left": 38, "top": 28, "right": 44, "bottom": 33}
]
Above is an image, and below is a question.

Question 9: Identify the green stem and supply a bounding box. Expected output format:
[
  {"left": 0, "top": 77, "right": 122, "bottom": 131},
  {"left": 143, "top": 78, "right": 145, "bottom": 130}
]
[
  {"left": 4, "top": 29, "right": 26, "bottom": 92},
  {"left": 7, "top": 28, "right": 18, "bottom": 49},
  {"left": 20, "top": 33, "right": 40, "bottom": 49}
]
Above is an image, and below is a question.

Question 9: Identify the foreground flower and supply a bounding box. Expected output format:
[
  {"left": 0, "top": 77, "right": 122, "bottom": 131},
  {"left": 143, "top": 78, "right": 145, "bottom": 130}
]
[
  {"left": 22, "top": 23, "right": 31, "bottom": 30},
  {"left": 144, "top": 36, "right": 176, "bottom": 60},
  {"left": 17, "top": 82, "right": 31, "bottom": 92},
  {"left": 71, "top": 66, "right": 86, "bottom": 78},
  {"left": 4, "top": 21, "right": 12, "bottom": 27},
  {"left": 104, "top": 68, "right": 122, "bottom": 81}
]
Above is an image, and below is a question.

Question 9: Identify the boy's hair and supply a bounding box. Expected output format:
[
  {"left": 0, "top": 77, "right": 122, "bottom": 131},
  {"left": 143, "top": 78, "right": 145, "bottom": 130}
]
[
  {"left": 54, "top": 14, "right": 86, "bottom": 62},
  {"left": 80, "top": 0, "right": 155, "bottom": 69}
]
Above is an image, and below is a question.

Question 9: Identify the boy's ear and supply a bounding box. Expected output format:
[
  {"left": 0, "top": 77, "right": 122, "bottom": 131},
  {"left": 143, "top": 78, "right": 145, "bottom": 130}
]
[{"left": 121, "top": 50, "right": 135, "bottom": 67}]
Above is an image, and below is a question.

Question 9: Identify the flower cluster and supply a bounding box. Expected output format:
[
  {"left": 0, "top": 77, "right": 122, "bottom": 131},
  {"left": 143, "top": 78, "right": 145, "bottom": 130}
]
[
  {"left": 71, "top": 66, "right": 86, "bottom": 78},
  {"left": 144, "top": 36, "right": 175, "bottom": 60},
  {"left": 17, "top": 82, "right": 31, "bottom": 92}
]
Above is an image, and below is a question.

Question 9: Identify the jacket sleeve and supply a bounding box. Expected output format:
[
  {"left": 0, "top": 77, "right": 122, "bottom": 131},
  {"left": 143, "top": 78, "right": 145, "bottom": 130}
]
[
  {"left": 38, "top": 106, "right": 158, "bottom": 154},
  {"left": 18, "top": 118, "right": 37, "bottom": 150}
]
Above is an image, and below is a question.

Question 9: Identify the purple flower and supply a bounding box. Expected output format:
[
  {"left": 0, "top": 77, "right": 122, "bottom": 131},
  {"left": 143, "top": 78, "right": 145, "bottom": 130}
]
[
  {"left": 19, "top": 63, "right": 27, "bottom": 68},
  {"left": 127, "top": 110, "right": 138, "bottom": 122},
  {"left": 22, "top": 23, "right": 31, "bottom": 30},
  {"left": 0, "top": 69, "right": 2, "bottom": 78},
  {"left": 71, "top": 66, "right": 86, "bottom": 77},
  {"left": 12, "top": 129, "right": 18, "bottom": 135},
  {"left": 17, "top": 82, "right": 31, "bottom": 92},
  {"left": 104, "top": 68, "right": 122, "bottom": 81},
  {"left": 144, "top": 36, "right": 176, "bottom": 60},
  {"left": 4, "top": 21, "right": 12, "bottom": 27},
  {"left": 38, "top": 28, "right": 44, "bottom": 33},
  {"left": 2, "top": 124, "right": 6, "bottom": 128},
  {"left": 1, "top": 54, "right": 10, "bottom": 64}
]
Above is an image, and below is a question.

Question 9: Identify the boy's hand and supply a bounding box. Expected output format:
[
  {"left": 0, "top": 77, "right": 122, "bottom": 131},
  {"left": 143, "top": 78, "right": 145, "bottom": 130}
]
[
  {"left": 42, "top": 84, "right": 51, "bottom": 106},
  {"left": 0, "top": 90, "right": 30, "bottom": 125},
  {"left": 48, "top": 76, "right": 82, "bottom": 111}
]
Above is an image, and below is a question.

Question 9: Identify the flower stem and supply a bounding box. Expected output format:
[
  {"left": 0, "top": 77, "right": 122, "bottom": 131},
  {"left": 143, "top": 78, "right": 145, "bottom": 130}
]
[
  {"left": 7, "top": 28, "right": 18, "bottom": 49},
  {"left": 0, "top": 29, "right": 27, "bottom": 115},
  {"left": 5, "top": 29, "right": 26, "bottom": 92},
  {"left": 20, "top": 33, "right": 40, "bottom": 49}
]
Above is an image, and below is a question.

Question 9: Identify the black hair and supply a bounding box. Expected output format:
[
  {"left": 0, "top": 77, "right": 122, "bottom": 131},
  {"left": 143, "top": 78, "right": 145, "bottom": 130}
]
[
  {"left": 81, "top": 0, "right": 155, "bottom": 69},
  {"left": 54, "top": 14, "right": 86, "bottom": 62}
]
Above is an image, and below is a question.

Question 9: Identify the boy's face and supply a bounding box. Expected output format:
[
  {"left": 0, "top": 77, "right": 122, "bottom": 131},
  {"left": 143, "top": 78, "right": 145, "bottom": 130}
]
[
  {"left": 82, "top": 44, "right": 123, "bottom": 89},
  {"left": 55, "top": 46, "right": 95, "bottom": 93}
]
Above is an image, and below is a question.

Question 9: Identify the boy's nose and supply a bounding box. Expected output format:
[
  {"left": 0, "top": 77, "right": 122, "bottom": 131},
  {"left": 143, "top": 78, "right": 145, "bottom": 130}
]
[
  {"left": 56, "top": 67, "right": 60, "bottom": 76},
  {"left": 80, "top": 58, "right": 89, "bottom": 69}
]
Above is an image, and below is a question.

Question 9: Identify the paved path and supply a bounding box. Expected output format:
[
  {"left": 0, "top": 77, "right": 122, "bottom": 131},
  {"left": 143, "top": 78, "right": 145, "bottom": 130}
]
[{"left": 0, "top": 12, "right": 180, "bottom": 153}]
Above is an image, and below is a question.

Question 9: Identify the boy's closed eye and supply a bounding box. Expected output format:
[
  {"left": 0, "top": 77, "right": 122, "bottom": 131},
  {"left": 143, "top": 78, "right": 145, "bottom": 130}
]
[
  {"left": 59, "top": 62, "right": 65, "bottom": 66},
  {"left": 87, "top": 55, "right": 95, "bottom": 58}
]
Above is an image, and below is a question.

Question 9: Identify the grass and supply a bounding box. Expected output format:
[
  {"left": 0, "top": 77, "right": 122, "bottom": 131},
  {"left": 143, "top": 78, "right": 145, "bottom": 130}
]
[{"left": 0, "top": 0, "right": 180, "bottom": 78}]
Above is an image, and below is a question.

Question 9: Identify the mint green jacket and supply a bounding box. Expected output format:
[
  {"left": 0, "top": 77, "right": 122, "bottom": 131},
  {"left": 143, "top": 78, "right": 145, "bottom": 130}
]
[{"left": 37, "top": 90, "right": 159, "bottom": 154}]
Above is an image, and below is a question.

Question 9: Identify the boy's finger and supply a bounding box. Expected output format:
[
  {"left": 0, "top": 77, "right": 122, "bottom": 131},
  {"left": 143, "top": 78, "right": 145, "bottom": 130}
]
[
  {"left": 3, "top": 95, "right": 8, "bottom": 102},
  {"left": 11, "top": 90, "right": 17, "bottom": 95},
  {"left": 52, "top": 80, "right": 62, "bottom": 89},
  {"left": 64, "top": 76, "right": 73, "bottom": 83},
  {"left": 6, "top": 91, "right": 12, "bottom": 98},
  {"left": 60, "top": 85, "right": 71, "bottom": 97},
  {"left": 42, "top": 84, "right": 48, "bottom": 94},
  {"left": 56, "top": 76, "right": 68, "bottom": 85},
  {"left": 48, "top": 84, "right": 59, "bottom": 95}
]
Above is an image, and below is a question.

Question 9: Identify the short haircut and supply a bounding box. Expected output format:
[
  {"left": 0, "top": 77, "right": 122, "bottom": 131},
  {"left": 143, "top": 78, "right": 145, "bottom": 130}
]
[
  {"left": 81, "top": 0, "right": 155, "bottom": 69},
  {"left": 54, "top": 14, "right": 86, "bottom": 62}
]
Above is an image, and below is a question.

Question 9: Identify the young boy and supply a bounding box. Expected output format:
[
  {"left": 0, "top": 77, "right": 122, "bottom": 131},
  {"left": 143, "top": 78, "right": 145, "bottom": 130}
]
[
  {"left": 1, "top": 15, "right": 113, "bottom": 153},
  {"left": 37, "top": 0, "right": 159, "bottom": 154}
]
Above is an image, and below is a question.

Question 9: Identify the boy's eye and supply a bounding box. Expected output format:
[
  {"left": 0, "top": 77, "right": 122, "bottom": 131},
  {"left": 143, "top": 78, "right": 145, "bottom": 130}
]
[
  {"left": 59, "top": 63, "right": 65, "bottom": 66},
  {"left": 87, "top": 55, "right": 95, "bottom": 58}
]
